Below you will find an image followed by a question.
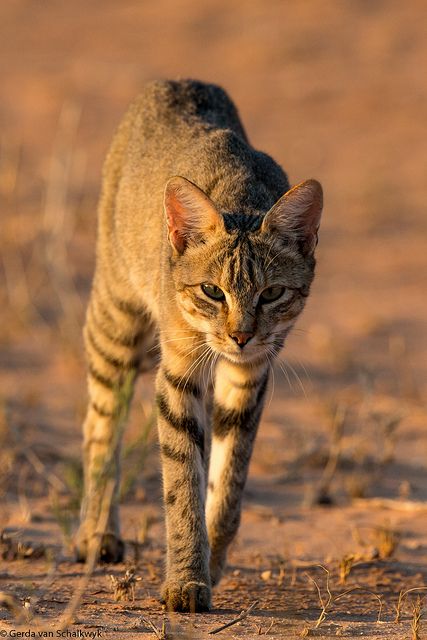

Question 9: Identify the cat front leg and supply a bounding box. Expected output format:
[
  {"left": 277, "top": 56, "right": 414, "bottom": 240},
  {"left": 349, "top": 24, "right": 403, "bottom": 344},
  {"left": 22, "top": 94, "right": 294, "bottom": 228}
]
[
  {"left": 76, "top": 272, "right": 145, "bottom": 563},
  {"left": 206, "top": 358, "right": 269, "bottom": 585},
  {"left": 156, "top": 348, "right": 211, "bottom": 612}
]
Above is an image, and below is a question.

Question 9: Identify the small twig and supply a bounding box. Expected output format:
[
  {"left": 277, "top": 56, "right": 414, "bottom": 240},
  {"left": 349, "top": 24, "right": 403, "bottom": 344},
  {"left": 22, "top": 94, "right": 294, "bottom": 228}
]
[
  {"left": 399, "top": 586, "right": 427, "bottom": 599},
  {"left": 141, "top": 616, "right": 165, "bottom": 639},
  {"left": 264, "top": 618, "right": 275, "bottom": 634},
  {"left": 209, "top": 600, "right": 259, "bottom": 635},
  {"left": 305, "top": 565, "right": 332, "bottom": 629}
]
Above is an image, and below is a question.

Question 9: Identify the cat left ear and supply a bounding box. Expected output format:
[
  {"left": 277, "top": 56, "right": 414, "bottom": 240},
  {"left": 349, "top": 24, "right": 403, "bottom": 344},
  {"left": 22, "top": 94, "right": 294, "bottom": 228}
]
[
  {"left": 261, "top": 179, "right": 323, "bottom": 255},
  {"left": 164, "top": 176, "right": 224, "bottom": 254}
]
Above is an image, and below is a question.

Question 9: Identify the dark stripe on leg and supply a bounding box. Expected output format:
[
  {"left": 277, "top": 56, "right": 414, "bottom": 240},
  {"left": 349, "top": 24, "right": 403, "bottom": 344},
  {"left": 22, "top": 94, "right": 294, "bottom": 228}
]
[
  {"left": 86, "top": 327, "right": 139, "bottom": 370},
  {"left": 160, "top": 443, "right": 189, "bottom": 464},
  {"left": 91, "top": 401, "right": 114, "bottom": 418},
  {"left": 106, "top": 283, "right": 148, "bottom": 317},
  {"left": 213, "top": 371, "right": 268, "bottom": 439},
  {"left": 165, "top": 490, "right": 177, "bottom": 505},
  {"left": 91, "top": 301, "right": 143, "bottom": 348},
  {"left": 162, "top": 367, "right": 201, "bottom": 398},
  {"left": 228, "top": 375, "right": 265, "bottom": 390},
  {"left": 88, "top": 363, "right": 116, "bottom": 390},
  {"left": 156, "top": 393, "right": 204, "bottom": 456}
]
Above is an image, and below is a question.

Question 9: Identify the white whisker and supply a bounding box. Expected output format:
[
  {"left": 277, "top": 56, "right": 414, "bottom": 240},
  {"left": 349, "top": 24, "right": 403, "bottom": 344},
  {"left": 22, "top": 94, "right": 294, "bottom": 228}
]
[
  {"left": 279, "top": 357, "right": 307, "bottom": 397},
  {"left": 264, "top": 348, "right": 275, "bottom": 411}
]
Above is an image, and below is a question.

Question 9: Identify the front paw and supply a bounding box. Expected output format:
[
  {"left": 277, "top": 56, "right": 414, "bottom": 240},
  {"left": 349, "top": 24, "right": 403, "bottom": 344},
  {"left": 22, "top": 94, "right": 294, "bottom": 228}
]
[
  {"left": 75, "top": 529, "right": 124, "bottom": 564},
  {"left": 161, "top": 579, "right": 211, "bottom": 612}
]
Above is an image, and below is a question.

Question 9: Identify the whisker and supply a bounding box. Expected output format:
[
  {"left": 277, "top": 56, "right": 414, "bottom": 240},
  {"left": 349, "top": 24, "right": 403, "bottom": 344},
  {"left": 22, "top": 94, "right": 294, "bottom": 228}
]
[
  {"left": 280, "top": 358, "right": 307, "bottom": 397},
  {"left": 210, "top": 351, "right": 220, "bottom": 391},
  {"left": 198, "top": 347, "right": 217, "bottom": 396},
  {"left": 161, "top": 340, "right": 207, "bottom": 360},
  {"left": 147, "top": 335, "right": 202, "bottom": 353},
  {"left": 265, "top": 349, "right": 275, "bottom": 411},
  {"left": 291, "top": 356, "right": 311, "bottom": 384},
  {"left": 157, "top": 342, "right": 210, "bottom": 393},
  {"left": 180, "top": 345, "right": 212, "bottom": 395},
  {"left": 276, "top": 359, "right": 294, "bottom": 392},
  {"left": 276, "top": 347, "right": 311, "bottom": 386}
]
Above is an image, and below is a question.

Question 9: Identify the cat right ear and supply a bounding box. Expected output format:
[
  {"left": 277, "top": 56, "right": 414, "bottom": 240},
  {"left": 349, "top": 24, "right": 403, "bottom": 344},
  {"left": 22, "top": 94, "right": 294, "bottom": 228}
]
[
  {"left": 261, "top": 179, "right": 323, "bottom": 255},
  {"left": 164, "top": 176, "right": 224, "bottom": 254}
]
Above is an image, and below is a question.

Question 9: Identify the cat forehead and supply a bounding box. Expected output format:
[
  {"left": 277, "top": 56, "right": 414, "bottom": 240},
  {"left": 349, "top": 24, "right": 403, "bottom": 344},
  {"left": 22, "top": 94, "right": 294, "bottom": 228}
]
[
  {"left": 174, "top": 229, "right": 305, "bottom": 291},
  {"left": 208, "top": 233, "right": 300, "bottom": 289},
  {"left": 222, "top": 213, "right": 264, "bottom": 233}
]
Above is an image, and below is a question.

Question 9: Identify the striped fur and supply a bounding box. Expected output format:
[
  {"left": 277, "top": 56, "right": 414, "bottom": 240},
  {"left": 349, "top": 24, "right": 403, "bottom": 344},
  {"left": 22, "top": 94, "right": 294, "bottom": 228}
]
[{"left": 76, "top": 79, "right": 322, "bottom": 612}]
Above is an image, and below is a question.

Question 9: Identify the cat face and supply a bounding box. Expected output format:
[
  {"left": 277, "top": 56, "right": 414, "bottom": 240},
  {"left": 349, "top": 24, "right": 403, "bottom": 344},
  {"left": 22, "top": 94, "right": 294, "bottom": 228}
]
[{"left": 165, "top": 176, "right": 323, "bottom": 364}]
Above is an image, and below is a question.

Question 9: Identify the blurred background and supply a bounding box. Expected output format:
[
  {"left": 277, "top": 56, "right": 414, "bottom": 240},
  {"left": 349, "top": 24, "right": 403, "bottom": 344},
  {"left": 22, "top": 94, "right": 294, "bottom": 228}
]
[{"left": 1, "top": 0, "right": 427, "bottom": 592}]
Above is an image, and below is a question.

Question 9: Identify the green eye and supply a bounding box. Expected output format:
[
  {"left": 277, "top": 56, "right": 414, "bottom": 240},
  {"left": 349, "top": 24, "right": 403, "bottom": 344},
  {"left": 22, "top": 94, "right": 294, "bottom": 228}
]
[
  {"left": 259, "top": 286, "right": 285, "bottom": 304},
  {"left": 201, "top": 283, "right": 225, "bottom": 301}
]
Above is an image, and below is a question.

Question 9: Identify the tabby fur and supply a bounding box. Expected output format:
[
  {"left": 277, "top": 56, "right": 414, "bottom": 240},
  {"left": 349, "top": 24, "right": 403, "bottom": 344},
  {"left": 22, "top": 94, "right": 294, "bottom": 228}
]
[{"left": 76, "top": 79, "right": 323, "bottom": 612}]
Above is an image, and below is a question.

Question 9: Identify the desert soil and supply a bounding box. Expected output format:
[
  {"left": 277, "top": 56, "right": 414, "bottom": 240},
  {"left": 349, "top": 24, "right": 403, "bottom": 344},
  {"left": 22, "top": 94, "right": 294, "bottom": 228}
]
[{"left": 1, "top": 1, "right": 427, "bottom": 638}]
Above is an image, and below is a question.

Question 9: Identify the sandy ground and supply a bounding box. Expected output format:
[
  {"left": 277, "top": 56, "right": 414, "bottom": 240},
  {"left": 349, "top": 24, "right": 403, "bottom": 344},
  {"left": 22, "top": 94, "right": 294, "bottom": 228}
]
[{"left": 1, "top": 1, "right": 427, "bottom": 637}]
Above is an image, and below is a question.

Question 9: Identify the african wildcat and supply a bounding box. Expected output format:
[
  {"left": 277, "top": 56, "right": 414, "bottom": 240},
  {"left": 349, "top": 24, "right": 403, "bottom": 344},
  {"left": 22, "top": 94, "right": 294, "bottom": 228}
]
[{"left": 76, "top": 79, "right": 323, "bottom": 612}]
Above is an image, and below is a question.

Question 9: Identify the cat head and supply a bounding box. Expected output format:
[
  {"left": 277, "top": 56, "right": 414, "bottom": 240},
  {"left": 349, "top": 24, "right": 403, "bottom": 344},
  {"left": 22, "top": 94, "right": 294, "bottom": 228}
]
[{"left": 164, "top": 175, "right": 323, "bottom": 364}]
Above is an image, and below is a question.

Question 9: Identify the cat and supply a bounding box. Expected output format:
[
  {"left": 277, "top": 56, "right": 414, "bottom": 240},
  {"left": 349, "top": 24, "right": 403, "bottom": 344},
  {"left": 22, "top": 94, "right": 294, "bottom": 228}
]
[{"left": 75, "top": 78, "right": 323, "bottom": 612}]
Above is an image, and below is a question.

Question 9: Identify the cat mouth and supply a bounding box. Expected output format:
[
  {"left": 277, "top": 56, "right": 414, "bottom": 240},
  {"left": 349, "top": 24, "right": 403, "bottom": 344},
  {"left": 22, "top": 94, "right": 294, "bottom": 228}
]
[
  {"left": 222, "top": 351, "right": 267, "bottom": 365},
  {"left": 207, "top": 339, "right": 268, "bottom": 365}
]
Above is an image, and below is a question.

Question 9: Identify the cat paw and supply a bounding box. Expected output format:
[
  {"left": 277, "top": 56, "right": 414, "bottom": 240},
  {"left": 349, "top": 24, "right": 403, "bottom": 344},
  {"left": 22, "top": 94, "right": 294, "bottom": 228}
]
[
  {"left": 75, "top": 531, "right": 124, "bottom": 564},
  {"left": 161, "top": 580, "right": 211, "bottom": 612}
]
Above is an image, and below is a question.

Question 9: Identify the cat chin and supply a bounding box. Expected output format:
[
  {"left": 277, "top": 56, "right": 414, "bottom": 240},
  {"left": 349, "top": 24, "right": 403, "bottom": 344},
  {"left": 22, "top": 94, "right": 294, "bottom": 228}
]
[{"left": 220, "top": 350, "right": 267, "bottom": 366}]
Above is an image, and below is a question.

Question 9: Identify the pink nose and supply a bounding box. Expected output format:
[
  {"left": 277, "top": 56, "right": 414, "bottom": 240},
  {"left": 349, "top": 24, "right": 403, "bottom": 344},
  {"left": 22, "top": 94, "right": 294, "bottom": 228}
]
[{"left": 229, "top": 331, "right": 254, "bottom": 348}]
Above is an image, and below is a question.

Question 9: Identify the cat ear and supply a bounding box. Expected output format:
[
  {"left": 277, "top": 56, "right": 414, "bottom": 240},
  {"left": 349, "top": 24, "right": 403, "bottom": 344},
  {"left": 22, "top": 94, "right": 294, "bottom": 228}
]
[
  {"left": 164, "top": 176, "right": 224, "bottom": 254},
  {"left": 261, "top": 179, "right": 323, "bottom": 255}
]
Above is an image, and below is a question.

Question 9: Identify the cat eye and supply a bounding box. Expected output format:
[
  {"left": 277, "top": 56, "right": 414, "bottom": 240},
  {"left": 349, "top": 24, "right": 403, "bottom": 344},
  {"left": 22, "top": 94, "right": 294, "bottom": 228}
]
[
  {"left": 201, "top": 283, "right": 226, "bottom": 301},
  {"left": 259, "top": 286, "right": 286, "bottom": 304}
]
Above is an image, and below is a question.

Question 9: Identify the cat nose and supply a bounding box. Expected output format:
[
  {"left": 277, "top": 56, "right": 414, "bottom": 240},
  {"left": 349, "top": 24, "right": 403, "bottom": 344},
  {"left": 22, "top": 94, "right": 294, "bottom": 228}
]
[{"left": 229, "top": 331, "right": 254, "bottom": 348}]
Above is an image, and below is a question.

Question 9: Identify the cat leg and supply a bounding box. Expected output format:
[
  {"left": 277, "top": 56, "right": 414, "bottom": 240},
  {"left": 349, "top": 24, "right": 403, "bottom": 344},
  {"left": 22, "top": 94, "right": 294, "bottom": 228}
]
[
  {"left": 76, "top": 272, "right": 148, "bottom": 563},
  {"left": 156, "top": 343, "right": 211, "bottom": 612},
  {"left": 206, "top": 358, "right": 269, "bottom": 585}
]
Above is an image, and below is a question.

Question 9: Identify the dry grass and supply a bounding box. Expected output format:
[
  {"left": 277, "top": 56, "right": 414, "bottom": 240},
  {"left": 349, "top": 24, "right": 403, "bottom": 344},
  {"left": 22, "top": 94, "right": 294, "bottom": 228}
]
[
  {"left": 338, "top": 553, "right": 356, "bottom": 585},
  {"left": 301, "top": 565, "right": 387, "bottom": 635},
  {"left": 373, "top": 524, "right": 401, "bottom": 560},
  {"left": 394, "top": 588, "right": 427, "bottom": 625},
  {"left": 410, "top": 596, "right": 423, "bottom": 640},
  {"left": 304, "top": 566, "right": 333, "bottom": 631},
  {"left": 109, "top": 567, "right": 141, "bottom": 602}
]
